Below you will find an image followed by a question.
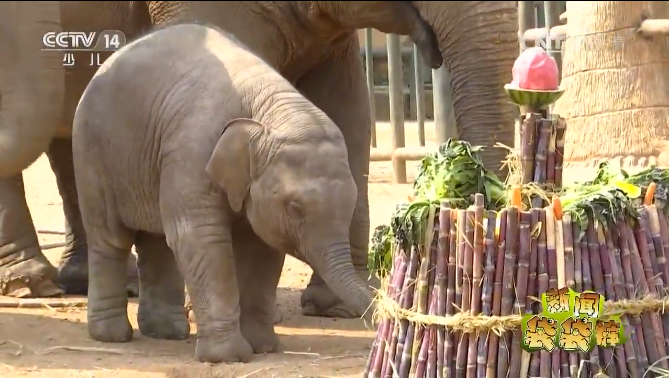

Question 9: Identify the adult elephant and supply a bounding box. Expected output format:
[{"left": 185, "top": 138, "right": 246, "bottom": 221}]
[
  {"left": 1, "top": 1, "right": 519, "bottom": 319},
  {"left": 0, "top": 1, "right": 149, "bottom": 298}
]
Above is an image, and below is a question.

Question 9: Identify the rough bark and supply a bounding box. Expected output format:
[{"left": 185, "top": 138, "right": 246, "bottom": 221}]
[{"left": 554, "top": 1, "right": 669, "bottom": 177}]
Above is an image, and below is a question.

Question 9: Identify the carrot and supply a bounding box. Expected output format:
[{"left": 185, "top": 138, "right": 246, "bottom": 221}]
[
  {"left": 511, "top": 186, "right": 522, "bottom": 209},
  {"left": 644, "top": 182, "right": 657, "bottom": 206},
  {"left": 552, "top": 195, "right": 563, "bottom": 220}
]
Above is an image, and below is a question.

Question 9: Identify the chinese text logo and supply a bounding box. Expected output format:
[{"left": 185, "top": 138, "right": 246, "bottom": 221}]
[{"left": 521, "top": 287, "right": 626, "bottom": 353}]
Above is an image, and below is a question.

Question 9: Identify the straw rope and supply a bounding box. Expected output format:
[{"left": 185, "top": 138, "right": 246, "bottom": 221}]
[{"left": 373, "top": 289, "right": 669, "bottom": 336}]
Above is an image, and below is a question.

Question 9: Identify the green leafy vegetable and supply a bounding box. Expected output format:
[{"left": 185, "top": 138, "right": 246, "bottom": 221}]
[{"left": 368, "top": 139, "right": 508, "bottom": 277}]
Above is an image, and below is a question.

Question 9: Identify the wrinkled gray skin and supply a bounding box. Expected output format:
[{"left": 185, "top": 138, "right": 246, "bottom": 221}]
[
  {"left": 0, "top": 1, "right": 148, "bottom": 297},
  {"left": 0, "top": 1, "right": 518, "bottom": 320},
  {"left": 73, "top": 23, "right": 373, "bottom": 363}
]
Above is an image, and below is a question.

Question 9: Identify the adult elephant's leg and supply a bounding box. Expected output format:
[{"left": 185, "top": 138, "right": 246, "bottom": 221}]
[
  {"left": 0, "top": 1, "right": 66, "bottom": 297},
  {"left": 0, "top": 175, "right": 63, "bottom": 297},
  {"left": 296, "top": 36, "right": 378, "bottom": 318},
  {"left": 46, "top": 138, "right": 139, "bottom": 296}
]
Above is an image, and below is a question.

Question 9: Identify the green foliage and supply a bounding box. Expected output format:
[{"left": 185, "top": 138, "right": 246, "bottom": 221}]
[
  {"left": 558, "top": 162, "right": 669, "bottom": 232},
  {"left": 368, "top": 139, "right": 507, "bottom": 277},
  {"left": 412, "top": 139, "right": 507, "bottom": 209}
]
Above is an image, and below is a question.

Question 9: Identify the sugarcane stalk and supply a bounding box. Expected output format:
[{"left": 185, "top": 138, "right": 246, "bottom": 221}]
[
  {"left": 587, "top": 219, "right": 609, "bottom": 371},
  {"left": 658, "top": 207, "right": 669, "bottom": 283},
  {"left": 594, "top": 221, "right": 616, "bottom": 378},
  {"left": 392, "top": 244, "right": 421, "bottom": 372},
  {"left": 528, "top": 209, "right": 542, "bottom": 378},
  {"left": 477, "top": 211, "right": 497, "bottom": 378},
  {"left": 445, "top": 210, "right": 459, "bottom": 377},
  {"left": 562, "top": 214, "right": 578, "bottom": 378},
  {"left": 639, "top": 208, "right": 665, "bottom": 295},
  {"left": 570, "top": 221, "right": 588, "bottom": 376},
  {"left": 486, "top": 209, "right": 507, "bottom": 378},
  {"left": 544, "top": 206, "right": 562, "bottom": 377},
  {"left": 546, "top": 120, "right": 557, "bottom": 185},
  {"left": 401, "top": 233, "right": 435, "bottom": 377},
  {"left": 554, "top": 118, "right": 566, "bottom": 188},
  {"left": 577, "top": 218, "right": 594, "bottom": 377},
  {"left": 369, "top": 250, "right": 407, "bottom": 377},
  {"left": 655, "top": 206, "right": 669, "bottom": 352},
  {"left": 553, "top": 206, "right": 570, "bottom": 378},
  {"left": 456, "top": 209, "right": 473, "bottom": 378},
  {"left": 624, "top": 223, "right": 653, "bottom": 372},
  {"left": 465, "top": 195, "right": 485, "bottom": 378},
  {"left": 537, "top": 209, "right": 551, "bottom": 377},
  {"left": 497, "top": 206, "right": 518, "bottom": 378},
  {"left": 629, "top": 218, "right": 663, "bottom": 366},
  {"left": 436, "top": 202, "right": 451, "bottom": 378},
  {"left": 520, "top": 113, "right": 538, "bottom": 185},
  {"left": 514, "top": 211, "right": 532, "bottom": 378},
  {"left": 642, "top": 205, "right": 669, "bottom": 356},
  {"left": 618, "top": 222, "right": 648, "bottom": 375},
  {"left": 532, "top": 123, "right": 551, "bottom": 208},
  {"left": 638, "top": 207, "right": 669, "bottom": 363},
  {"left": 596, "top": 224, "right": 615, "bottom": 303},
  {"left": 604, "top": 225, "right": 638, "bottom": 377},
  {"left": 417, "top": 232, "right": 440, "bottom": 378},
  {"left": 533, "top": 119, "right": 551, "bottom": 185}
]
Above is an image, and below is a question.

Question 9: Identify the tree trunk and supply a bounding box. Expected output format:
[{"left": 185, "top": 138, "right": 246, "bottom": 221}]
[{"left": 554, "top": 1, "right": 669, "bottom": 178}]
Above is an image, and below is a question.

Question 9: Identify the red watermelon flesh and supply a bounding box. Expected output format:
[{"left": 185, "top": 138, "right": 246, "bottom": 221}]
[{"left": 511, "top": 47, "right": 560, "bottom": 91}]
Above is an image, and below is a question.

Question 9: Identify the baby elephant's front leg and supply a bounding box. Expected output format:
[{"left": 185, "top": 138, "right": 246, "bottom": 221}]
[
  {"left": 233, "top": 224, "right": 284, "bottom": 354},
  {"left": 164, "top": 212, "right": 253, "bottom": 363}
]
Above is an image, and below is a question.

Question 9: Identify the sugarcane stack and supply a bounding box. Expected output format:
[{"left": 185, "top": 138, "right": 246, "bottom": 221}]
[
  {"left": 364, "top": 46, "right": 669, "bottom": 377},
  {"left": 366, "top": 188, "right": 669, "bottom": 378},
  {"left": 517, "top": 114, "right": 567, "bottom": 206},
  {"left": 505, "top": 47, "right": 567, "bottom": 208}
]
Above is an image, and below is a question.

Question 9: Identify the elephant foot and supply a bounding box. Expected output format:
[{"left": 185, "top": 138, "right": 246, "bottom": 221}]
[
  {"left": 186, "top": 297, "right": 283, "bottom": 325},
  {"left": 138, "top": 304, "right": 190, "bottom": 340},
  {"left": 241, "top": 320, "right": 283, "bottom": 354},
  {"left": 57, "top": 248, "right": 140, "bottom": 297},
  {"left": 195, "top": 330, "right": 254, "bottom": 363},
  {"left": 88, "top": 314, "right": 133, "bottom": 343},
  {"left": 301, "top": 269, "right": 379, "bottom": 319},
  {"left": 0, "top": 256, "right": 64, "bottom": 298},
  {"left": 273, "top": 305, "right": 282, "bottom": 324}
]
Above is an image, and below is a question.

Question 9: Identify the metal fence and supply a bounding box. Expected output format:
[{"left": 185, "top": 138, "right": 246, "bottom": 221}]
[
  {"left": 362, "top": 30, "right": 456, "bottom": 184},
  {"left": 362, "top": 2, "right": 567, "bottom": 184}
]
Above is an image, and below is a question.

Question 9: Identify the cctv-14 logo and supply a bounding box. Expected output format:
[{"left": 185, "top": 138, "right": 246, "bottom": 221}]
[{"left": 43, "top": 31, "right": 126, "bottom": 68}]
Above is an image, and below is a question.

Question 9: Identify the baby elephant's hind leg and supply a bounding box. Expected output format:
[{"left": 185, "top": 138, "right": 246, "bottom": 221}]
[
  {"left": 233, "top": 224, "right": 284, "bottom": 354},
  {"left": 83, "top": 207, "right": 135, "bottom": 343},
  {"left": 135, "top": 231, "right": 190, "bottom": 340}
]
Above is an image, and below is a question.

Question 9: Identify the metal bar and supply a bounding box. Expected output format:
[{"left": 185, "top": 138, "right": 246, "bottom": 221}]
[
  {"left": 364, "top": 29, "right": 377, "bottom": 148},
  {"left": 359, "top": 47, "right": 416, "bottom": 58},
  {"left": 432, "top": 65, "right": 456, "bottom": 144},
  {"left": 637, "top": 19, "right": 669, "bottom": 36},
  {"left": 413, "top": 44, "right": 426, "bottom": 146},
  {"left": 408, "top": 49, "right": 418, "bottom": 120},
  {"left": 386, "top": 34, "right": 407, "bottom": 184},
  {"left": 370, "top": 146, "right": 436, "bottom": 162},
  {"left": 522, "top": 25, "right": 568, "bottom": 43},
  {"left": 518, "top": 1, "right": 537, "bottom": 52},
  {"left": 544, "top": 1, "right": 562, "bottom": 76}
]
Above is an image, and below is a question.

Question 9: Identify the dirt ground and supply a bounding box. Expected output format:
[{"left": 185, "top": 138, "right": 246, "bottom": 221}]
[{"left": 0, "top": 122, "right": 435, "bottom": 377}]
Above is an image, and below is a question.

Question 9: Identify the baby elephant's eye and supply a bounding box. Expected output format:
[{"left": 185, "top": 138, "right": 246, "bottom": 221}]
[{"left": 286, "top": 200, "right": 306, "bottom": 219}]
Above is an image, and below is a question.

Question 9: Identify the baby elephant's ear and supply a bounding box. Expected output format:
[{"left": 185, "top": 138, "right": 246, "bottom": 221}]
[{"left": 206, "top": 118, "right": 264, "bottom": 213}]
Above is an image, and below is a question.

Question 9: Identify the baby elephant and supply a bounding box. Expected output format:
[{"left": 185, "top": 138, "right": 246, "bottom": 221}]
[{"left": 72, "top": 23, "right": 374, "bottom": 363}]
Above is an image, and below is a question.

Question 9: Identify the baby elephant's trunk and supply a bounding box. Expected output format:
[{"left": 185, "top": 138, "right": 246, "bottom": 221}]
[{"left": 308, "top": 243, "right": 375, "bottom": 322}]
